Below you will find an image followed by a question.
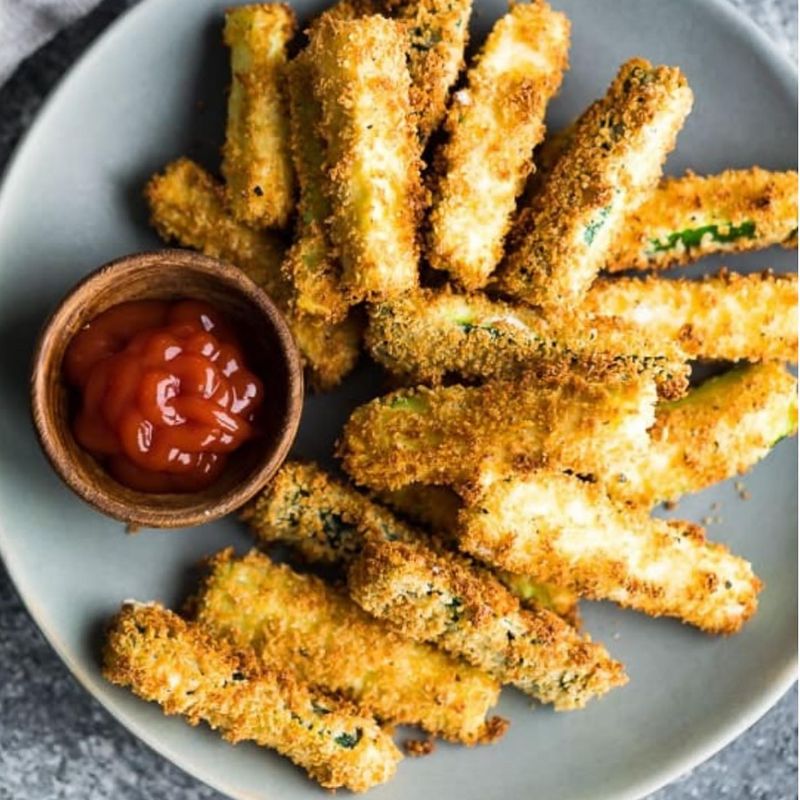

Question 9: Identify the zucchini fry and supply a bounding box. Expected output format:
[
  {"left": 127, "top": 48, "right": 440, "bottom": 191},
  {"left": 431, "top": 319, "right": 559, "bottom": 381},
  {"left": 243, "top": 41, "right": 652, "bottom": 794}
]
[
  {"left": 144, "top": 158, "right": 361, "bottom": 391},
  {"left": 191, "top": 549, "right": 506, "bottom": 745},
  {"left": 386, "top": 0, "right": 473, "bottom": 142},
  {"left": 104, "top": 603, "right": 401, "bottom": 792},
  {"left": 244, "top": 461, "right": 578, "bottom": 621},
  {"left": 338, "top": 370, "right": 657, "bottom": 491},
  {"left": 283, "top": 52, "right": 350, "bottom": 322},
  {"left": 347, "top": 540, "right": 627, "bottom": 709},
  {"left": 428, "top": 2, "right": 570, "bottom": 289},
  {"left": 376, "top": 483, "right": 580, "bottom": 624},
  {"left": 145, "top": 157, "right": 286, "bottom": 296},
  {"left": 583, "top": 269, "right": 798, "bottom": 363},
  {"left": 309, "top": 15, "right": 423, "bottom": 301},
  {"left": 604, "top": 168, "right": 799, "bottom": 272},
  {"left": 222, "top": 4, "right": 296, "bottom": 229},
  {"left": 243, "top": 460, "right": 421, "bottom": 564},
  {"left": 498, "top": 58, "right": 693, "bottom": 309},
  {"left": 458, "top": 469, "right": 761, "bottom": 634},
  {"left": 615, "top": 362, "right": 798, "bottom": 507},
  {"left": 366, "top": 286, "right": 689, "bottom": 398}
]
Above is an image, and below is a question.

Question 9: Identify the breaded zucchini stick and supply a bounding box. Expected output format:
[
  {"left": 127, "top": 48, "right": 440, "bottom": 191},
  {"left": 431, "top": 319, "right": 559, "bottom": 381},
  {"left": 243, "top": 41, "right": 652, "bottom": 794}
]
[
  {"left": 145, "top": 157, "right": 286, "bottom": 296},
  {"left": 243, "top": 460, "right": 421, "bottom": 563},
  {"left": 309, "top": 15, "right": 423, "bottom": 301},
  {"left": 191, "top": 549, "right": 505, "bottom": 744},
  {"left": 458, "top": 469, "right": 761, "bottom": 634},
  {"left": 104, "top": 603, "right": 401, "bottom": 792},
  {"left": 338, "top": 371, "right": 657, "bottom": 491},
  {"left": 244, "top": 461, "right": 578, "bottom": 621},
  {"left": 583, "top": 269, "right": 798, "bottom": 363},
  {"left": 498, "top": 58, "right": 693, "bottom": 309},
  {"left": 283, "top": 52, "right": 350, "bottom": 322},
  {"left": 222, "top": 4, "right": 296, "bottom": 229},
  {"left": 144, "top": 158, "right": 361, "bottom": 391},
  {"left": 348, "top": 540, "right": 627, "bottom": 709},
  {"left": 385, "top": 0, "right": 473, "bottom": 142},
  {"left": 605, "top": 168, "right": 799, "bottom": 272},
  {"left": 428, "top": 2, "right": 570, "bottom": 289},
  {"left": 366, "top": 287, "right": 689, "bottom": 398},
  {"left": 615, "top": 362, "right": 798, "bottom": 507},
  {"left": 376, "top": 483, "right": 580, "bottom": 624}
]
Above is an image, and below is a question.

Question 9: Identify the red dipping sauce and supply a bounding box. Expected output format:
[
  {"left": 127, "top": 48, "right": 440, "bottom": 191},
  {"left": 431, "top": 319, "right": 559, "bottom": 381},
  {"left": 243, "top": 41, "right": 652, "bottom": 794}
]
[{"left": 63, "top": 299, "right": 264, "bottom": 493}]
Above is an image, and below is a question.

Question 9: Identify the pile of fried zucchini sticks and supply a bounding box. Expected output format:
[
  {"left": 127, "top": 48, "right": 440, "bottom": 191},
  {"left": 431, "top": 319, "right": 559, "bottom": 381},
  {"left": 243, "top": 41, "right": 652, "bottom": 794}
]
[{"left": 103, "top": 0, "right": 798, "bottom": 791}]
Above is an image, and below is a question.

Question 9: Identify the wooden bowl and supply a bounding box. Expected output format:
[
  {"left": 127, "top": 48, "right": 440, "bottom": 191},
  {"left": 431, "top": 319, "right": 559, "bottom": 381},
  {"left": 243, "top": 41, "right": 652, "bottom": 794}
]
[{"left": 30, "top": 249, "right": 303, "bottom": 528}]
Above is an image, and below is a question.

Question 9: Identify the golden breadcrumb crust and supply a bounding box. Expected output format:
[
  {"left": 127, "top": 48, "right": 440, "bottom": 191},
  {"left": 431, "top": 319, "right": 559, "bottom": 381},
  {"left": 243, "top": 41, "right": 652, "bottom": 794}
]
[
  {"left": 615, "top": 363, "right": 798, "bottom": 507},
  {"left": 144, "top": 158, "right": 361, "bottom": 391},
  {"left": 365, "top": 286, "right": 689, "bottom": 398},
  {"left": 243, "top": 460, "right": 422, "bottom": 563},
  {"left": 283, "top": 52, "right": 351, "bottom": 322},
  {"left": 499, "top": 58, "right": 693, "bottom": 309},
  {"left": 376, "top": 483, "right": 581, "bottom": 625},
  {"left": 604, "top": 168, "right": 799, "bottom": 272},
  {"left": 244, "top": 460, "right": 578, "bottom": 623},
  {"left": 309, "top": 14, "right": 423, "bottom": 302},
  {"left": 347, "top": 540, "right": 627, "bottom": 709},
  {"left": 338, "top": 370, "right": 657, "bottom": 491},
  {"left": 103, "top": 603, "right": 401, "bottom": 792},
  {"left": 222, "top": 4, "right": 296, "bottom": 228},
  {"left": 428, "top": 2, "right": 570, "bottom": 289},
  {"left": 189, "top": 549, "right": 505, "bottom": 744},
  {"left": 583, "top": 269, "right": 798, "bottom": 363},
  {"left": 386, "top": 0, "right": 473, "bottom": 142},
  {"left": 458, "top": 469, "right": 761, "bottom": 634}
]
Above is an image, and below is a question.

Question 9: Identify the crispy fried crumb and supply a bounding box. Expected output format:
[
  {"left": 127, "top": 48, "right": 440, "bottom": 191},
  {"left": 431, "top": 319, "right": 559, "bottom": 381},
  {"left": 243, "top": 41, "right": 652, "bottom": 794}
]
[{"left": 404, "top": 738, "right": 436, "bottom": 757}]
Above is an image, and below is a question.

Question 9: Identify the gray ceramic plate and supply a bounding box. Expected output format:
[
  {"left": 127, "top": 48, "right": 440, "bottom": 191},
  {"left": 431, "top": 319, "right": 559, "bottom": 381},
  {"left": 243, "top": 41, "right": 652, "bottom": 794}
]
[{"left": 0, "top": 1, "right": 796, "bottom": 798}]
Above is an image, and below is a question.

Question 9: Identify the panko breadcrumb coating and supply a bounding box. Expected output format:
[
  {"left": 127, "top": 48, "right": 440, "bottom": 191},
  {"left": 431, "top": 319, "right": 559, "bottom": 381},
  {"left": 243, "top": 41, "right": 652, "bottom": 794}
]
[
  {"left": 338, "top": 370, "right": 657, "bottom": 491},
  {"left": 583, "top": 269, "right": 798, "bottom": 363},
  {"left": 144, "top": 158, "right": 361, "bottom": 391},
  {"left": 283, "top": 52, "right": 350, "bottom": 322},
  {"left": 366, "top": 286, "right": 689, "bottom": 398},
  {"left": 458, "top": 469, "right": 762, "bottom": 634},
  {"left": 376, "top": 483, "right": 581, "bottom": 625},
  {"left": 615, "top": 363, "right": 798, "bottom": 507},
  {"left": 498, "top": 58, "right": 693, "bottom": 310},
  {"left": 222, "top": 4, "right": 296, "bottom": 229},
  {"left": 386, "top": 0, "right": 473, "bottom": 142},
  {"left": 244, "top": 461, "right": 578, "bottom": 622},
  {"left": 309, "top": 14, "right": 423, "bottom": 302},
  {"left": 243, "top": 460, "right": 421, "bottom": 564},
  {"left": 428, "top": 2, "right": 570, "bottom": 289},
  {"left": 103, "top": 602, "right": 401, "bottom": 792},
  {"left": 189, "top": 549, "right": 506, "bottom": 745},
  {"left": 604, "top": 168, "right": 799, "bottom": 272},
  {"left": 347, "top": 540, "right": 627, "bottom": 709}
]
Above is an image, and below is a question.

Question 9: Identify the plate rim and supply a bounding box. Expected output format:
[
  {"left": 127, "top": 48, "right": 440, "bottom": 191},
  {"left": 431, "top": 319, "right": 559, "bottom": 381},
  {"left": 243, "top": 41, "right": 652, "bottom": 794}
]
[{"left": 0, "top": 0, "right": 796, "bottom": 798}]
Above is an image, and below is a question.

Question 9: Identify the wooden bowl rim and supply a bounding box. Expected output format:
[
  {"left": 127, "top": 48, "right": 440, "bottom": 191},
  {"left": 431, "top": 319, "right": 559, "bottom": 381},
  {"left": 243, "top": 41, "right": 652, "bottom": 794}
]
[{"left": 30, "top": 248, "right": 304, "bottom": 528}]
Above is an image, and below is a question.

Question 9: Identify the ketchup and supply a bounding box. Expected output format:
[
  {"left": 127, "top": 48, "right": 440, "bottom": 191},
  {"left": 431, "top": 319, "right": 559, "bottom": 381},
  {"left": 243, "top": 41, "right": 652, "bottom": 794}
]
[{"left": 64, "top": 299, "right": 264, "bottom": 493}]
